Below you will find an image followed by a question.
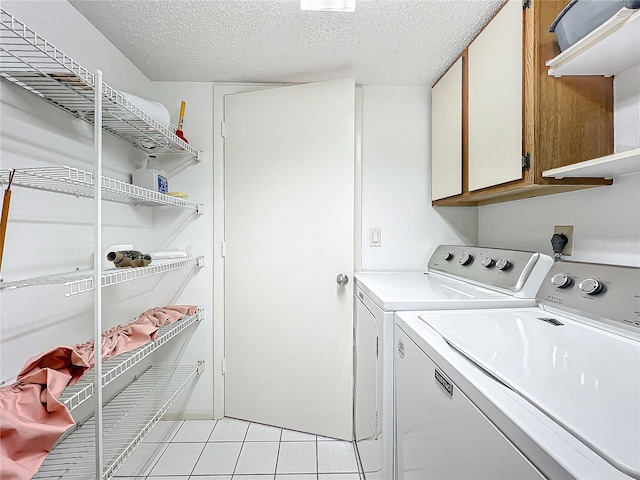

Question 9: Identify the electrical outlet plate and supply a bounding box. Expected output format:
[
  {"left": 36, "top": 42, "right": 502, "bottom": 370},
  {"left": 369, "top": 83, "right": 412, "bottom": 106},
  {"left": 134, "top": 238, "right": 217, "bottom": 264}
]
[{"left": 554, "top": 225, "right": 573, "bottom": 255}]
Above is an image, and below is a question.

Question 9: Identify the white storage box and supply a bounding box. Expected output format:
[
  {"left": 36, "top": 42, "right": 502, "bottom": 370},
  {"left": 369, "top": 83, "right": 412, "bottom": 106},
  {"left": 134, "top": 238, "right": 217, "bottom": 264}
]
[{"left": 132, "top": 168, "right": 168, "bottom": 194}]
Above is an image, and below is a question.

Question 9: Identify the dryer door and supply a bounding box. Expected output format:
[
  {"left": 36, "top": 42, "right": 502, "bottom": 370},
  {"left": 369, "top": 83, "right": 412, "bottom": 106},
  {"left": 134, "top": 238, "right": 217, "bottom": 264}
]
[
  {"left": 354, "top": 293, "right": 382, "bottom": 478},
  {"left": 354, "top": 295, "right": 379, "bottom": 441}
]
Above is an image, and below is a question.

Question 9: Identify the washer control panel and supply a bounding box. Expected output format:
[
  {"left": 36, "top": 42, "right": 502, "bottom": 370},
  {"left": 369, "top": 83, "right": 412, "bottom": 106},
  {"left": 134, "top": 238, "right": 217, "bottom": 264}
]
[
  {"left": 538, "top": 261, "right": 640, "bottom": 334},
  {"left": 429, "top": 245, "right": 544, "bottom": 292}
]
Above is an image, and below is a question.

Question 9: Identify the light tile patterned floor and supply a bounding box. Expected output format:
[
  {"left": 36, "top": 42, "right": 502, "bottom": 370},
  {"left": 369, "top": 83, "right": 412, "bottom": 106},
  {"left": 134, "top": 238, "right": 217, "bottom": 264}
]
[{"left": 114, "top": 418, "right": 362, "bottom": 480}]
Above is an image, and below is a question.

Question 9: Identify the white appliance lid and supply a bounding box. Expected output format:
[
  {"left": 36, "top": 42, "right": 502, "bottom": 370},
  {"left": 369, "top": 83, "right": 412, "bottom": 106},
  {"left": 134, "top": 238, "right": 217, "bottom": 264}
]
[
  {"left": 420, "top": 309, "right": 640, "bottom": 479},
  {"left": 354, "top": 272, "right": 536, "bottom": 311}
]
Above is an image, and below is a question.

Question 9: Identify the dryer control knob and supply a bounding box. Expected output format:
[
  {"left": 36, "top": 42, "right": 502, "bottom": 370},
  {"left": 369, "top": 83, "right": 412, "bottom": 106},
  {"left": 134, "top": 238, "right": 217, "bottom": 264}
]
[
  {"left": 551, "top": 273, "right": 571, "bottom": 288},
  {"left": 496, "top": 258, "right": 511, "bottom": 271},
  {"left": 459, "top": 253, "right": 473, "bottom": 266},
  {"left": 481, "top": 257, "right": 495, "bottom": 268},
  {"left": 443, "top": 252, "right": 454, "bottom": 261},
  {"left": 579, "top": 278, "right": 604, "bottom": 295}
]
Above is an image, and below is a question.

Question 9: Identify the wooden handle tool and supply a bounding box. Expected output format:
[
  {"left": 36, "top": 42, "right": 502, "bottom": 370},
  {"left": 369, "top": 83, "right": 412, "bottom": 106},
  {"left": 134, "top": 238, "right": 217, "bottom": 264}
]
[
  {"left": 0, "top": 169, "right": 15, "bottom": 273},
  {"left": 176, "top": 101, "right": 188, "bottom": 143}
]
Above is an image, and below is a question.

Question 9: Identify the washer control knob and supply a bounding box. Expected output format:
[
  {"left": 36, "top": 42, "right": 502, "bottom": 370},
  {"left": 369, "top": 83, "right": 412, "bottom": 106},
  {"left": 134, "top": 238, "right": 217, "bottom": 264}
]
[
  {"left": 579, "top": 278, "right": 604, "bottom": 295},
  {"left": 481, "top": 257, "right": 495, "bottom": 268},
  {"left": 459, "top": 253, "right": 473, "bottom": 266},
  {"left": 443, "top": 252, "right": 454, "bottom": 261},
  {"left": 551, "top": 273, "right": 571, "bottom": 288},
  {"left": 496, "top": 258, "right": 511, "bottom": 271}
]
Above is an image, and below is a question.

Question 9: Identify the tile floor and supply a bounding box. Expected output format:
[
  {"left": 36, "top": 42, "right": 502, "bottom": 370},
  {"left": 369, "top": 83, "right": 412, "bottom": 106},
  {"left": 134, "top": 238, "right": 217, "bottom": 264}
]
[{"left": 115, "top": 417, "right": 362, "bottom": 480}]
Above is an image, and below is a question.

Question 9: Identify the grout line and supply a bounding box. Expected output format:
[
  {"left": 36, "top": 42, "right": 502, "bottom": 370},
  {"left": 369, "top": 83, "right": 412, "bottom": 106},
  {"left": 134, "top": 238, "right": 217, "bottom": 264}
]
[
  {"left": 142, "top": 439, "right": 170, "bottom": 477},
  {"left": 188, "top": 441, "right": 207, "bottom": 478},
  {"left": 168, "top": 420, "right": 184, "bottom": 443},
  {"left": 273, "top": 427, "right": 283, "bottom": 480},
  {"left": 315, "top": 435, "right": 319, "bottom": 480},
  {"left": 231, "top": 418, "right": 251, "bottom": 476},
  {"left": 147, "top": 421, "right": 185, "bottom": 474},
  {"left": 204, "top": 418, "right": 218, "bottom": 442},
  {"left": 186, "top": 421, "right": 215, "bottom": 477}
]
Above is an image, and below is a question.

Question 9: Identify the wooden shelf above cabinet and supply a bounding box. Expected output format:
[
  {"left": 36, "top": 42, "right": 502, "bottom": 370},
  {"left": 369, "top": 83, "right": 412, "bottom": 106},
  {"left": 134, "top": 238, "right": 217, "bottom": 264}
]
[{"left": 431, "top": 0, "right": 614, "bottom": 207}]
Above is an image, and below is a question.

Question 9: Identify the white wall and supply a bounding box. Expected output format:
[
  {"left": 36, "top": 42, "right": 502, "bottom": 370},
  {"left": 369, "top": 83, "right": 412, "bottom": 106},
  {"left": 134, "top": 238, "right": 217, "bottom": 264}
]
[
  {"left": 147, "top": 82, "right": 215, "bottom": 418},
  {"left": 360, "top": 86, "right": 477, "bottom": 271},
  {"left": 478, "top": 67, "right": 640, "bottom": 267}
]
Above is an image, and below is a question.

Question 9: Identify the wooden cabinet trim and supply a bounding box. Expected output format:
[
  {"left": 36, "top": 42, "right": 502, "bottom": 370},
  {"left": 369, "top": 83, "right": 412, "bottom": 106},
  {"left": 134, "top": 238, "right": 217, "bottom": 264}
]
[
  {"left": 431, "top": 0, "right": 614, "bottom": 207},
  {"left": 462, "top": 49, "right": 469, "bottom": 195}
]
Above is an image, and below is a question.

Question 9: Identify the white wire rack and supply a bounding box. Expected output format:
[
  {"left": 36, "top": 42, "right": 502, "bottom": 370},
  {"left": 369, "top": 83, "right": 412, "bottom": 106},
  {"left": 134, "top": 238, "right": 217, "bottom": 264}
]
[
  {"left": 0, "top": 8, "right": 202, "bottom": 160},
  {"left": 33, "top": 364, "right": 203, "bottom": 480},
  {"left": 0, "top": 166, "right": 204, "bottom": 212},
  {"left": 0, "top": 256, "right": 205, "bottom": 295},
  {"left": 59, "top": 309, "right": 203, "bottom": 412}
]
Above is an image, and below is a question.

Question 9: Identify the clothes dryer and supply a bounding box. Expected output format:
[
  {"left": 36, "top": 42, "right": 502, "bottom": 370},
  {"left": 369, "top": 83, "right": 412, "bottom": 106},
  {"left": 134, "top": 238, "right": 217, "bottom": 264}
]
[{"left": 353, "top": 245, "right": 553, "bottom": 480}]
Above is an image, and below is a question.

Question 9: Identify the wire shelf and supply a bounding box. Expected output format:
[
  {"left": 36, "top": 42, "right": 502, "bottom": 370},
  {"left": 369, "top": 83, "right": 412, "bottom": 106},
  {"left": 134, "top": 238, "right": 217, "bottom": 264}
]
[
  {"left": 33, "top": 364, "right": 202, "bottom": 479},
  {"left": 0, "top": 256, "right": 205, "bottom": 295},
  {"left": 0, "top": 8, "right": 202, "bottom": 159},
  {"left": 0, "top": 166, "right": 204, "bottom": 211},
  {"left": 59, "top": 310, "right": 202, "bottom": 412}
]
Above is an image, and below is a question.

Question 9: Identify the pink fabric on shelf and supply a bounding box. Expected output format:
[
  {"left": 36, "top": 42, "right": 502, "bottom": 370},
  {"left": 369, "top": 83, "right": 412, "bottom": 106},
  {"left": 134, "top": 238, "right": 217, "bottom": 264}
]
[
  {"left": 1, "top": 346, "right": 90, "bottom": 480},
  {"left": 18, "top": 345, "right": 91, "bottom": 388},
  {"left": 0, "top": 305, "right": 197, "bottom": 480},
  {"left": 0, "top": 382, "right": 74, "bottom": 480}
]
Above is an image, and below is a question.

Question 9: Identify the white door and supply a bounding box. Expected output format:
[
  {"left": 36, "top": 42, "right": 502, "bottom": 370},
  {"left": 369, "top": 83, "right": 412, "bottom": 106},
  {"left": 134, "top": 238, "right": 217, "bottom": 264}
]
[{"left": 224, "top": 78, "right": 355, "bottom": 440}]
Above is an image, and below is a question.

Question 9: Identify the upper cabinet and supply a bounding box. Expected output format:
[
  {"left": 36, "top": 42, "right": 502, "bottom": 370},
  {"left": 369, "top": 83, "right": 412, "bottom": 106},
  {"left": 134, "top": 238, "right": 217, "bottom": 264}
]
[
  {"left": 431, "top": 57, "right": 463, "bottom": 201},
  {"left": 468, "top": 0, "right": 523, "bottom": 192},
  {"left": 432, "top": 0, "right": 614, "bottom": 206}
]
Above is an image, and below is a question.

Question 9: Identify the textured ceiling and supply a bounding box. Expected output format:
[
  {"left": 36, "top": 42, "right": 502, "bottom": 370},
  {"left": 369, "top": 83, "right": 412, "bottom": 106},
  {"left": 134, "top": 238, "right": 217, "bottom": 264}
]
[{"left": 70, "top": 0, "right": 502, "bottom": 86}]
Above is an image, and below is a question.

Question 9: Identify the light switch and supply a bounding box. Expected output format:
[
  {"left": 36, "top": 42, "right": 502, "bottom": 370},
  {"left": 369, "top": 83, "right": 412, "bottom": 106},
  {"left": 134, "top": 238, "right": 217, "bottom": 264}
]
[{"left": 370, "top": 228, "right": 381, "bottom": 247}]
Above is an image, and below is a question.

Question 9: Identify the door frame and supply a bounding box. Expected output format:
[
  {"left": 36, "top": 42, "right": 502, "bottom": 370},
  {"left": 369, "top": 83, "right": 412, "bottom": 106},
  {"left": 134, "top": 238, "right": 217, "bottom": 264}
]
[{"left": 212, "top": 83, "right": 363, "bottom": 419}]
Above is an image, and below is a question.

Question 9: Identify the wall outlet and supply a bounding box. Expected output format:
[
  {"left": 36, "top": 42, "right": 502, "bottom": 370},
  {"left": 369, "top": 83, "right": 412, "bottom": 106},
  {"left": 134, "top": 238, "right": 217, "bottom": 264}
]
[{"left": 554, "top": 225, "right": 573, "bottom": 255}]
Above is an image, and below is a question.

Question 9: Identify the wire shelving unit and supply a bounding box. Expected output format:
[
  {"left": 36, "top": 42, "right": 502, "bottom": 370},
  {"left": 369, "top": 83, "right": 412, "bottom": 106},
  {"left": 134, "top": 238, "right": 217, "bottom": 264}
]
[
  {"left": 33, "top": 364, "right": 203, "bottom": 479},
  {"left": 0, "top": 9, "right": 203, "bottom": 159},
  {"left": 1, "top": 8, "right": 206, "bottom": 478},
  {"left": 60, "top": 309, "right": 203, "bottom": 412},
  {"left": 0, "top": 256, "right": 206, "bottom": 296},
  {"left": 0, "top": 166, "right": 204, "bottom": 212}
]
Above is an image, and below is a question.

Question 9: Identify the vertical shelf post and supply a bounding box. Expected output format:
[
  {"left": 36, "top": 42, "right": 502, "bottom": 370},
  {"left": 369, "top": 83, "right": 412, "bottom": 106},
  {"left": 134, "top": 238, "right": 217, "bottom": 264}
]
[{"left": 93, "top": 69, "right": 104, "bottom": 478}]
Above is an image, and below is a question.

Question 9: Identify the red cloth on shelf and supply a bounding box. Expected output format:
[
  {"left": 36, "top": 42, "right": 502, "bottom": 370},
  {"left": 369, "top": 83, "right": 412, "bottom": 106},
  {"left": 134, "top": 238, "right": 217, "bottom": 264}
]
[{"left": 0, "top": 305, "right": 197, "bottom": 480}]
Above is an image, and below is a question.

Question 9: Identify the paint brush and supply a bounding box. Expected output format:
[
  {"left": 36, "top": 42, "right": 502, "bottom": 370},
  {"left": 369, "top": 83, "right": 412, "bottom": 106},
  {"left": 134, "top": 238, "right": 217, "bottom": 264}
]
[
  {"left": 176, "top": 100, "right": 189, "bottom": 143},
  {"left": 0, "top": 169, "right": 15, "bottom": 274}
]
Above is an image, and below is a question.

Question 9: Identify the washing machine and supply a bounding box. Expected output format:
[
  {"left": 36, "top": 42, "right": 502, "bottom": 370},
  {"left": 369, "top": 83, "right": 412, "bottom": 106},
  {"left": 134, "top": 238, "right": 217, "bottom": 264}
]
[
  {"left": 395, "top": 261, "right": 639, "bottom": 479},
  {"left": 353, "top": 245, "right": 553, "bottom": 480}
]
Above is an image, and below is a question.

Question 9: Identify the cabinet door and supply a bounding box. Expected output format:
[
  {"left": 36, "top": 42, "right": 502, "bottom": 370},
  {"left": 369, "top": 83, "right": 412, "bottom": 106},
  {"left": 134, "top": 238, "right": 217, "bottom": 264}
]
[
  {"left": 431, "top": 57, "right": 463, "bottom": 201},
  {"left": 468, "top": 0, "right": 523, "bottom": 192}
]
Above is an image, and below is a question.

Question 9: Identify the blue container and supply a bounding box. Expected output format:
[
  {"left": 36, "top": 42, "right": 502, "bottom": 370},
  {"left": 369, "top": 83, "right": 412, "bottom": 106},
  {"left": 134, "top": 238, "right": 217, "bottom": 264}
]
[{"left": 550, "top": 0, "right": 640, "bottom": 51}]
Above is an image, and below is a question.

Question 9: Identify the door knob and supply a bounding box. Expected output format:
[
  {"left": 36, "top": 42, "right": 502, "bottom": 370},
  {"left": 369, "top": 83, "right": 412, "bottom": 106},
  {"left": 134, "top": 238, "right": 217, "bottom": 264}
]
[{"left": 336, "top": 274, "right": 349, "bottom": 286}]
